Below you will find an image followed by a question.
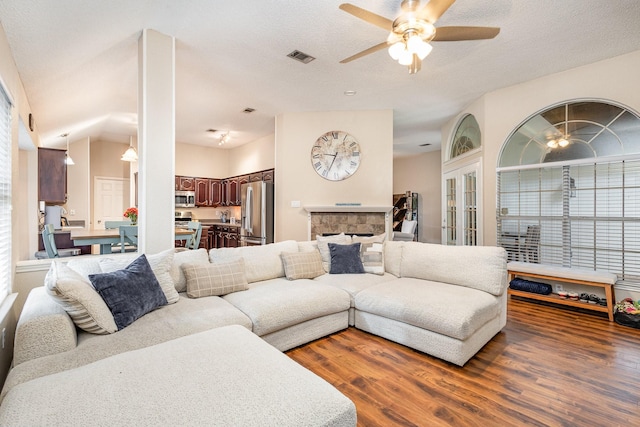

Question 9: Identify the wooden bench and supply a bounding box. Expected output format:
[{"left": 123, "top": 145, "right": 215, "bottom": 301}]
[{"left": 507, "top": 262, "right": 617, "bottom": 321}]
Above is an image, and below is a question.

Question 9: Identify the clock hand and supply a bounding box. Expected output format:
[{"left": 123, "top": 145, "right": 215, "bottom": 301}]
[{"left": 327, "top": 153, "right": 338, "bottom": 171}]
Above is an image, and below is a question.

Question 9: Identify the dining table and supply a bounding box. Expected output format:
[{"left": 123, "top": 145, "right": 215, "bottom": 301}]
[{"left": 71, "top": 227, "right": 194, "bottom": 255}]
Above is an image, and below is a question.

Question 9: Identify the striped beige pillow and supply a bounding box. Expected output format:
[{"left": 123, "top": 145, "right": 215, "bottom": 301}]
[
  {"left": 281, "top": 251, "right": 325, "bottom": 280},
  {"left": 45, "top": 261, "right": 117, "bottom": 334},
  {"left": 182, "top": 258, "right": 248, "bottom": 298}
]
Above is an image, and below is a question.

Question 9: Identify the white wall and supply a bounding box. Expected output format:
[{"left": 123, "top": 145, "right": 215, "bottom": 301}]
[
  {"left": 176, "top": 141, "right": 230, "bottom": 178},
  {"left": 275, "top": 110, "right": 393, "bottom": 242},
  {"left": 393, "top": 151, "right": 441, "bottom": 243},
  {"left": 65, "top": 137, "right": 90, "bottom": 228},
  {"left": 228, "top": 133, "right": 275, "bottom": 176}
]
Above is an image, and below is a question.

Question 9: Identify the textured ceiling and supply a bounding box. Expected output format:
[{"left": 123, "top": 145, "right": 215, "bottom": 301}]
[{"left": 1, "top": 0, "right": 640, "bottom": 156}]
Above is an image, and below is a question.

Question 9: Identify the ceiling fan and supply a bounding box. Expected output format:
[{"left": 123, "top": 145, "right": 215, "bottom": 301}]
[{"left": 339, "top": 0, "right": 500, "bottom": 74}]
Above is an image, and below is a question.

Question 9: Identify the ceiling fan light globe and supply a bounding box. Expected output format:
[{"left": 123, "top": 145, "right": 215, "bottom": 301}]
[
  {"left": 415, "top": 41, "right": 432, "bottom": 60},
  {"left": 398, "top": 49, "right": 413, "bottom": 65},
  {"left": 547, "top": 140, "right": 558, "bottom": 148},
  {"left": 558, "top": 138, "right": 569, "bottom": 147},
  {"left": 388, "top": 41, "right": 405, "bottom": 60},
  {"left": 406, "top": 34, "right": 423, "bottom": 54}
]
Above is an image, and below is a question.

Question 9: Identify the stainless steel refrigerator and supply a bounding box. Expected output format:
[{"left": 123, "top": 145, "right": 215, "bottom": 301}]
[{"left": 240, "top": 181, "right": 274, "bottom": 246}]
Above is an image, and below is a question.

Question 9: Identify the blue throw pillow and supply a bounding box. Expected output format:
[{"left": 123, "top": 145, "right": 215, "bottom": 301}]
[
  {"left": 328, "top": 243, "right": 365, "bottom": 274},
  {"left": 89, "top": 254, "right": 168, "bottom": 330}
]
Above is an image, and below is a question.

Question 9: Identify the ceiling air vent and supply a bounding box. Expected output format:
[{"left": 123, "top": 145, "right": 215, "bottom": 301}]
[
  {"left": 287, "top": 50, "right": 316, "bottom": 64},
  {"left": 242, "top": 108, "right": 255, "bottom": 114}
]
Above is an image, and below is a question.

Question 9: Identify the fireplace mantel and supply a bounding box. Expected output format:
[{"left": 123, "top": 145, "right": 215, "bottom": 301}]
[{"left": 304, "top": 205, "right": 393, "bottom": 213}]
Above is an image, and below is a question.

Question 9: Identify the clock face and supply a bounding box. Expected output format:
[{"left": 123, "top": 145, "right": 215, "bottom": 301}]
[{"left": 311, "top": 131, "right": 361, "bottom": 181}]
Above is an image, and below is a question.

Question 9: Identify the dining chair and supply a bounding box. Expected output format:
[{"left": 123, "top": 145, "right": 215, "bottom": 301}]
[
  {"left": 118, "top": 225, "right": 139, "bottom": 253},
  {"left": 393, "top": 219, "right": 417, "bottom": 241},
  {"left": 522, "top": 225, "right": 541, "bottom": 263},
  {"left": 104, "top": 220, "right": 132, "bottom": 229},
  {"left": 186, "top": 221, "right": 202, "bottom": 250},
  {"left": 40, "top": 224, "right": 82, "bottom": 258}
]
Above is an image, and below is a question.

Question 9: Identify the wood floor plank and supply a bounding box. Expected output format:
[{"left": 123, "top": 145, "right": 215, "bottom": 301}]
[{"left": 287, "top": 298, "right": 640, "bottom": 426}]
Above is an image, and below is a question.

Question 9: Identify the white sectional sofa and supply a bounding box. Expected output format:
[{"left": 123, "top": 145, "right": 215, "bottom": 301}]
[{"left": 0, "top": 238, "right": 507, "bottom": 426}]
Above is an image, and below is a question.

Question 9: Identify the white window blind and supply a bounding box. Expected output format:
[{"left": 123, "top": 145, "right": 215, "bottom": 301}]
[
  {"left": 497, "top": 159, "right": 640, "bottom": 289},
  {"left": 0, "top": 84, "right": 11, "bottom": 303}
]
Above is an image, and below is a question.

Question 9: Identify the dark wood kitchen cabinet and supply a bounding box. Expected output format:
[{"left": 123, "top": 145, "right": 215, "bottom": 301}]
[
  {"left": 249, "top": 169, "right": 274, "bottom": 183},
  {"left": 176, "top": 176, "right": 195, "bottom": 191},
  {"left": 38, "top": 148, "right": 67, "bottom": 203},
  {"left": 262, "top": 169, "right": 274, "bottom": 183},
  {"left": 209, "top": 179, "right": 222, "bottom": 206},
  {"left": 212, "top": 225, "right": 239, "bottom": 248},
  {"left": 194, "top": 178, "right": 209, "bottom": 206}
]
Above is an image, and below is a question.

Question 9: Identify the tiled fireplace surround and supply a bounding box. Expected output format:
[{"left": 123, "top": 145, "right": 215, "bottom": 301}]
[{"left": 305, "top": 206, "right": 392, "bottom": 239}]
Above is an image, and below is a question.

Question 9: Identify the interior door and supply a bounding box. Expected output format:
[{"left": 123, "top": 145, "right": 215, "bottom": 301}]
[
  {"left": 442, "top": 161, "right": 482, "bottom": 246},
  {"left": 94, "top": 177, "right": 129, "bottom": 229}
]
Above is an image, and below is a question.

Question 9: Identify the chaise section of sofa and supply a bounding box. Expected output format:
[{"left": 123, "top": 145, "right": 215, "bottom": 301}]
[{"left": 0, "top": 325, "right": 357, "bottom": 427}]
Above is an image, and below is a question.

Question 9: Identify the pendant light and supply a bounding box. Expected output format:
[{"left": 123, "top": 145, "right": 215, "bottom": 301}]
[
  {"left": 63, "top": 133, "right": 74, "bottom": 165},
  {"left": 121, "top": 136, "right": 138, "bottom": 162}
]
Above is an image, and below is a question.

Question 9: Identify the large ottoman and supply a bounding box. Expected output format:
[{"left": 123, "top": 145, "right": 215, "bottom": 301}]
[{"left": 0, "top": 325, "right": 356, "bottom": 427}]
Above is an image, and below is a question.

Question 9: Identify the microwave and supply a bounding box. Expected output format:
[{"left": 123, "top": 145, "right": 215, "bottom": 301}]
[{"left": 175, "top": 190, "right": 196, "bottom": 208}]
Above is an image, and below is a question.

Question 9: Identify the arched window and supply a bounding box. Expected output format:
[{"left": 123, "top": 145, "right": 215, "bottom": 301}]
[
  {"left": 450, "top": 114, "right": 481, "bottom": 160},
  {"left": 497, "top": 100, "right": 640, "bottom": 288}
]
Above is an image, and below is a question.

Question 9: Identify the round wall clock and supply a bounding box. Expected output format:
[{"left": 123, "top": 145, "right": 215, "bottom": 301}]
[{"left": 311, "top": 130, "right": 361, "bottom": 181}]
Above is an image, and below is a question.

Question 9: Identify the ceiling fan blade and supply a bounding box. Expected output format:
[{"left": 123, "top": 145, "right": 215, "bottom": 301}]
[
  {"left": 339, "top": 3, "right": 393, "bottom": 31},
  {"left": 340, "top": 41, "right": 388, "bottom": 63},
  {"left": 419, "top": 0, "right": 456, "bottom": 24},
  {"left": 432, "top": 26, "right": 500, "bottom": 41}
]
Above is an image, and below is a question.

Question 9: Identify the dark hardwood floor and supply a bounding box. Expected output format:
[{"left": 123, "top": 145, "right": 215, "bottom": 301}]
[{"left": 287, "top": 298, "right": 640, "bottom": 427}]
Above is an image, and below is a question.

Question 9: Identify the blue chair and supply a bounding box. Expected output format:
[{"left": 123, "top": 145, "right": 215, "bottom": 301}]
[
  {"left": 118, "top": 225, "right": 138, "bottom": 253},
  {"left": 39, "top": 224, "right": 81, "bottom": 258},
  {"left": 104, "top": 220, "right": 132, "bottom": 229},
  {"left": 186, "top": 221, "right": 202, "bottom": 250}
]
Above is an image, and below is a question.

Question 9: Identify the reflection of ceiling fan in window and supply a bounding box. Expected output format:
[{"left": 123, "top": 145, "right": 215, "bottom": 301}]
[{"left": 339, "top": 0, "right": 500, "bottom": 74}]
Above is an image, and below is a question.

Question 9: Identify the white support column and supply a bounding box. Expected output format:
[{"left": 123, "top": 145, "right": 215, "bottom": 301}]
[{"left": 137, "top": 29, "right": 175, "bottom": 254}]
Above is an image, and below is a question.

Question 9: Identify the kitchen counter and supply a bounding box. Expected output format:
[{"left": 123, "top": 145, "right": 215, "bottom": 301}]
[{"left": 198, "top": 219, "right": 240, "bottom": 228}]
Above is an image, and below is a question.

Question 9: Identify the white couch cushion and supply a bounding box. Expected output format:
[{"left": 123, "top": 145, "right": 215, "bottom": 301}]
[
  {"left": 316, "top": 233, "right": 352, "bottom": 273},
  {"left": 313, "top": 272, "right": 398, "bottom": 307},
  {"left": 355, "top": 278, "right": 501, "bottom": 341},
  {"left": 222, "top": 278, "right": 350, "bottom": 336},
  {"left": 170, "top": 248, "right": 210, "bottom": 292},
  {"left": 352, "top": 233, "right": 385, "bottom": 275},
  {"left": 383, "top": 241, "right": 403, "bottom": 277},
  {"left": 44, "top": 261, "right": 117, "bottom": 335},
  {"left": 400, "top": 242, "right": 507, "bottom": 296},
  {"left": 209, "top": 240, "right": 299, "bottom": 283}
]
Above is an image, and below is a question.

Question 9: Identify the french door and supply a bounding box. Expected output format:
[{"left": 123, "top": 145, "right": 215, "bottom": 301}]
[{"left": 442, "top": 161, "right": 482, "bottom": 246}]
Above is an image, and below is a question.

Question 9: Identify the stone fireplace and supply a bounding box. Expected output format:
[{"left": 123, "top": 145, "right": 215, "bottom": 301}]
[{"left": 304, "top": 206, "right": 392, "bottom": 239}]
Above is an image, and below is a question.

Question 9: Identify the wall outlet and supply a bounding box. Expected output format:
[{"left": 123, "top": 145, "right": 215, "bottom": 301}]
[
  {"left": 69, "top": 209, "right": 76, "bottom": 215},
  {"left": 554, "top": 284, "right": 564, "bottom": 293}
]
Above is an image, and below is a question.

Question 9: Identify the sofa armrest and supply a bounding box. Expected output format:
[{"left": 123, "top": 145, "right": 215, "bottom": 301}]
[{"left": 13, "top": 287, "right": 77, "bottom": 366}]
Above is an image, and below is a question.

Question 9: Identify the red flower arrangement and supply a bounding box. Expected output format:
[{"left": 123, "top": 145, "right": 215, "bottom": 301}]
[{"left": 124, "top": 207, "right": 138, "bottom": 224}]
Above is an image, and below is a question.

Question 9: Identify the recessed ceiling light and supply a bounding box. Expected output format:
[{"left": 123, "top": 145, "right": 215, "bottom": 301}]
[
  {"left": 243, "top": 108, "right": 255, "bottom": 114},
  {"left": 344, "top": 90, "right": 357, "bottom": 96},
  {"left": 419, "top": 143, "right": 431, "bottom": 147},
  {"left": 206, "top": 129, "right": 217, "bottom": 133}
]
